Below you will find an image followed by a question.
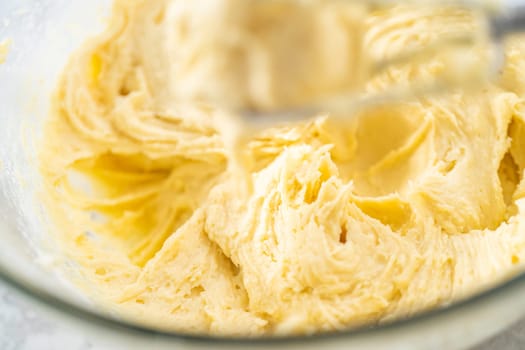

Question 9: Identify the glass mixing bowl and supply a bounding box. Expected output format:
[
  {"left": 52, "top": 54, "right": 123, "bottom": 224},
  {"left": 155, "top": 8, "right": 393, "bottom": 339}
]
[{"left": 1, "top": 1, "right": 525, "bottom": 349}]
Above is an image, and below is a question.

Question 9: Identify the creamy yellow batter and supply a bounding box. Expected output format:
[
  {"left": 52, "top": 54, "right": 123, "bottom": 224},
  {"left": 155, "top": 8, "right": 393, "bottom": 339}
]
[
  {"left": 40, "top": 0, "right": 525, "bottom": 336},
  {"left": 0, "top": 39, "right": 11, "bottom": 64}
]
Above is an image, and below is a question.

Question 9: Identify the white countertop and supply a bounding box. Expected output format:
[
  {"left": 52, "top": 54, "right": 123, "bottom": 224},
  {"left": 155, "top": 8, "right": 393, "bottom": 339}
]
[{"left": 0, "top": 281, "right": 522, "bottom": 350}]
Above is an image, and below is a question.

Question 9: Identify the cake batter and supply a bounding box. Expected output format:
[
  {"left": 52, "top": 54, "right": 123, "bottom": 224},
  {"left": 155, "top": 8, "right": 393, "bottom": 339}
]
[{"left": 40, "top": 0, "right": 525, "bottom": 336}]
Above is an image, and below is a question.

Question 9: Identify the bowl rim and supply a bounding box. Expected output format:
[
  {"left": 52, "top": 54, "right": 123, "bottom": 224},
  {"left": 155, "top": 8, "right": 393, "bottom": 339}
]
[{"left": 1, "top": 252, "right": 525, "bottom": 345}]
